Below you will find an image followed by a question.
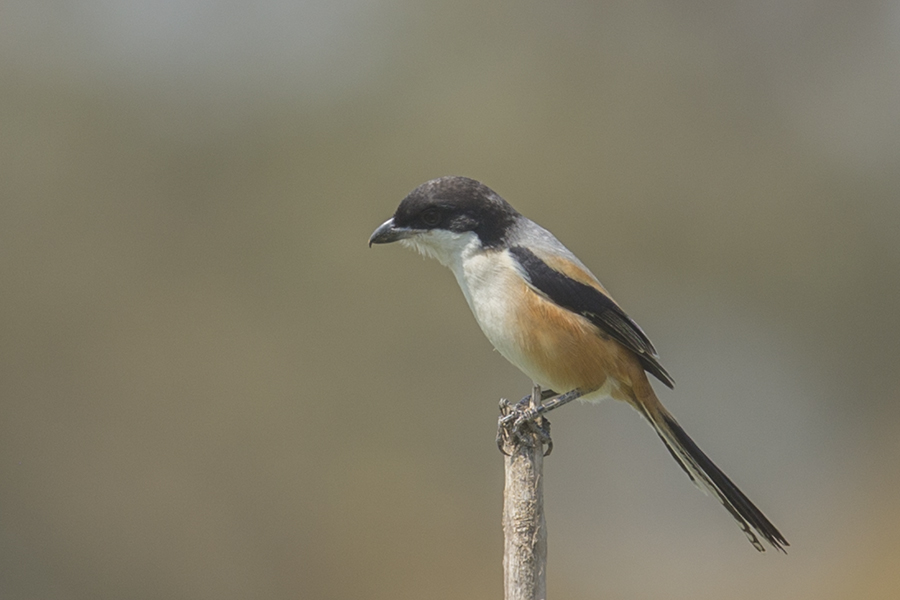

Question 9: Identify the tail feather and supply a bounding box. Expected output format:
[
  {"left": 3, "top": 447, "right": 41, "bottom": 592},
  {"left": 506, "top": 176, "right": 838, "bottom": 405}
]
[{"left": 635, "top": 400, "right": 789, "bottom": 552}]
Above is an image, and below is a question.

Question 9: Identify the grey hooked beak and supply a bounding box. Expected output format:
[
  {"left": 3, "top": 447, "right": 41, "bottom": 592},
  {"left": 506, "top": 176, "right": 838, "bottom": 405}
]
[{"left": 368, "top": 218, "right": 418, "bottom": 247}]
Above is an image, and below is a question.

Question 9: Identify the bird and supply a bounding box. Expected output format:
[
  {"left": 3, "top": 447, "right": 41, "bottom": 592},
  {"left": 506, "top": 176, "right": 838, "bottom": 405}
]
[{"left": 369, "top": 175, "right": 788, "bottom": 552}]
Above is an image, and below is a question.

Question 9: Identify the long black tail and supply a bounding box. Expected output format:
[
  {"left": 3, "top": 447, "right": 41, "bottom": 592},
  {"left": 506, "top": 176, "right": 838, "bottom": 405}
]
[{"left": 636, "top": 400, "right": 788, "bottom": 552}]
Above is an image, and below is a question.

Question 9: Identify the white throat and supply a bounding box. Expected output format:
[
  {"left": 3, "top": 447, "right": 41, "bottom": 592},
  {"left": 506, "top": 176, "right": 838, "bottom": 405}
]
[{"left": 400, "top": 229, "right": 481, "bottom": 270}]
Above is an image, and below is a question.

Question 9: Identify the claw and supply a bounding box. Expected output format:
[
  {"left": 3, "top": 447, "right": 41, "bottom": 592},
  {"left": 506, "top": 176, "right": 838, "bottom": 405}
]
[
  {"left": 497, "top": 386, "right": 553, "bottom": 456},
  {"left": 497, "top": 398, "right": 513, "bottom": 455},
  {"left": 537, "top": 416, "right": 553, "bottom": 456}
]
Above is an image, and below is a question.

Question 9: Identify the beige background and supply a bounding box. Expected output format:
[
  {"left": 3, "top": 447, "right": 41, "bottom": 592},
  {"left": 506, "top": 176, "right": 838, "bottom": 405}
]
[{"left": 2, "top": 2, "right": 899, "bottom": 598}]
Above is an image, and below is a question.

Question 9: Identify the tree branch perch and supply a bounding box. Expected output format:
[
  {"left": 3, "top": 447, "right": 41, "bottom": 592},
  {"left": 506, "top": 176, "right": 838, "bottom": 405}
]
[{"left": 499, "top": 388, "right": 550, "bottom": 600}]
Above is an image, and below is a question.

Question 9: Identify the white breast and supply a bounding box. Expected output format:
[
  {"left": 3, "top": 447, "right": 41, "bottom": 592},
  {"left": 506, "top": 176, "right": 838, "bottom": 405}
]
[
  {"left": 401, "top": 229, "right": 548, "bottom": 386},
  {"left": 449, "top": 243, "right": 540, "bottom": 382}
]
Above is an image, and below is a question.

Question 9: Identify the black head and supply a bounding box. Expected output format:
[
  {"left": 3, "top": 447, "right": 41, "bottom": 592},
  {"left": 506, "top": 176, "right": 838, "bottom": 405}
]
[{"left": 369, "top": 176, "right": 520, "bottom": 249}]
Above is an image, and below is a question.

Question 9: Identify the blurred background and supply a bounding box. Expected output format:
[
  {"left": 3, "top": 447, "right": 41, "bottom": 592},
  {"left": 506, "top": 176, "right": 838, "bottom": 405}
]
[{"left": 1, "top": 1, "right": 899, "bottom": 598}]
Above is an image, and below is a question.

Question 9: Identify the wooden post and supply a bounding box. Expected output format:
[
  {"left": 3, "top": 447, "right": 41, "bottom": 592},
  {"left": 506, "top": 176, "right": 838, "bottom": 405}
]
[{"left": 499, "top": 388, "right": 549, "bottom": 600}]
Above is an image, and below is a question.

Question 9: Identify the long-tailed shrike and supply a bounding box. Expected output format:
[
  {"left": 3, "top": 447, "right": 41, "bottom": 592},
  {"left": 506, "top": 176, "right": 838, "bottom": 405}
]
[{"left": 369, "top": 175, "right": 787, "bottom": 552}]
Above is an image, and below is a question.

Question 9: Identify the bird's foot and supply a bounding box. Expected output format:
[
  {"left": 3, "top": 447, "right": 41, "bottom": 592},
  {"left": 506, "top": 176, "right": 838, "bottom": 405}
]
[{"left": 497, "top": 394, "right": 553, "bottom": 456}]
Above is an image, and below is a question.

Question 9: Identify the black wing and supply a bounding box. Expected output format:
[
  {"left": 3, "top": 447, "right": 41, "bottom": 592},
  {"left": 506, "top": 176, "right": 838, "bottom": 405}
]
[{"left": 509, "top": 246, "right": 675, "bottom": 388}]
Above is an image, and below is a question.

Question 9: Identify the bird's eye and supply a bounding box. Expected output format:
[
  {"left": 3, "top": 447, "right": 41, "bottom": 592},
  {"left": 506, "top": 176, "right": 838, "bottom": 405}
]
[{"left": 420, "top": 208, "right": 441, "bottom": 226}]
